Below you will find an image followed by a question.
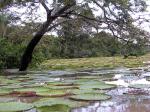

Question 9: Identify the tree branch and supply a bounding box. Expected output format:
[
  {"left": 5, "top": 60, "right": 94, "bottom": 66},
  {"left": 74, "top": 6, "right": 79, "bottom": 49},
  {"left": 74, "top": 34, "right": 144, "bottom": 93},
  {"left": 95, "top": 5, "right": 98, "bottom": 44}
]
[{"left": 40, "top": 0, "right": 50, "bottom": 13}]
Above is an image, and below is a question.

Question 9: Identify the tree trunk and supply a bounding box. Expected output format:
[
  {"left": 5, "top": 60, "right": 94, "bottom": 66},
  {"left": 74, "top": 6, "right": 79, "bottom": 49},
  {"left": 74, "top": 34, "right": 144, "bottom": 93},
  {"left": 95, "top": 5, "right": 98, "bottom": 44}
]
[{"left": 19, "top": 19, "right": 53, "bottom": 71}]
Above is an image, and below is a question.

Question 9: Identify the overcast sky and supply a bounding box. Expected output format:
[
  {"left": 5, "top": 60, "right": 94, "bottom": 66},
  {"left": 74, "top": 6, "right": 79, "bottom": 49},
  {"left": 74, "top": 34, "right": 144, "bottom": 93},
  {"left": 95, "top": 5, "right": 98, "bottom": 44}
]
[{"left": 10, "top": 0, "right": 150, "bottom": 34}]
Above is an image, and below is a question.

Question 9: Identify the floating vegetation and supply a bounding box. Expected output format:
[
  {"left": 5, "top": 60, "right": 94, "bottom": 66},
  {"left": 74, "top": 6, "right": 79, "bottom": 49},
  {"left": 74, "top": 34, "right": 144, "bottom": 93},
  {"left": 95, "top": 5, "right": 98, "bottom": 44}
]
[
  {"left": 0, "top": 88, "right": 13, "bottom": 95},
  {"left": 129, "top": 84, "right": 150, "bottom": 89},
  {"left": 33, "top": 98, "right": 87, "bottom": 108},
  {"left": 79, "top": 81, "right": 116, "bottom": 90},
  {"left": 37, "top": 104, "right": 70, "bottom": 112},
  {"left": 69, "top": 93, "right": 111, "bottom": 101},
  {"left": 0, "top": 69, "right": 131, "bottom": 111},
  {"left": 36, "top": 89, "right": 70, "bottom": 97},
  {"left": 0, "top": 102, "right": 33, "bottom": 112}
]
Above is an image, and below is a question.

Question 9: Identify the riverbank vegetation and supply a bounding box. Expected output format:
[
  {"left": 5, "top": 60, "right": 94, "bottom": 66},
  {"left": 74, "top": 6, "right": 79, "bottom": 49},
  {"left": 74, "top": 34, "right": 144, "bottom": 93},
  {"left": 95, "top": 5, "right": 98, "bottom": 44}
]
[
  {"left": 40, "top": 54, "right": 150, "bottom": 70},
  {"left": 0, "top": 29, "right": 149, "bottom": 70}
]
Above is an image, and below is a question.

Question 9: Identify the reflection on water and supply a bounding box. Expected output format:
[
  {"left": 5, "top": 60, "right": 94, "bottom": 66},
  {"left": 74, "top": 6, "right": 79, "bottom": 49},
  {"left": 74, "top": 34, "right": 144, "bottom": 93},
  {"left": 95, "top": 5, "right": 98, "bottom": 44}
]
[{"left": 72, "top": 95, "right": 150, "bottom": 112}]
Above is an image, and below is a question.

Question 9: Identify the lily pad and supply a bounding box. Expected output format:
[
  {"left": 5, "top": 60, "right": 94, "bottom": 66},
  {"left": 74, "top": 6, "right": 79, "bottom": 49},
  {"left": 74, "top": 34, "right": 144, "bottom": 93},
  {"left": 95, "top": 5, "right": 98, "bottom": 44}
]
[
  {"left": 45, "top": 85, "right": 78, "bottom": 90},
  {"left": 129, "top": 84, "right": 150, "bottom": 89},
  {"left": 79, "top": 82, "right": 116, "bottom": 90},
  {"left": 0, "top": 102, "right": 33, "bottom": 112},
  {"left": 0, "top": 79, "right": 19, "bottom": 84},
  {"left": 14, "top": 87, "right": 50, "bottom": 93},
  {"left": 46, "top": 82, "right": 73, "bottom": 86},
  {"left": 69, "top": 93, "right": 111, "bottom": 101},
  {"left": 76, "top": 76, "right": 101, "bottom": 79},
  {"left": 36, "top": 89, "right": 70, "bottom": 97},
  {"left": 73, "top": 79, "right": 98, "bottom": 85},
  {"left": 37, "top": 104, "right": 70, "bottom": 112},
  {"left": 0, "top": 89, "right": 12, "bottom": 95},
  {"left": 34, "top": 98, "right": 85, "bottom": 108},
  {"left": 71, "top": 89, "right": 105, "bottom": 94}
]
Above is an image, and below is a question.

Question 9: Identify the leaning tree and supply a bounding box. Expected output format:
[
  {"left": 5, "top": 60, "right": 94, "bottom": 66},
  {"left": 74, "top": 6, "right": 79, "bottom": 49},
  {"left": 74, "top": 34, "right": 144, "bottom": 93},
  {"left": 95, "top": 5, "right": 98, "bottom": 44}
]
[{"left": 0, "top": 0, "right": 149, "bottom": 71}]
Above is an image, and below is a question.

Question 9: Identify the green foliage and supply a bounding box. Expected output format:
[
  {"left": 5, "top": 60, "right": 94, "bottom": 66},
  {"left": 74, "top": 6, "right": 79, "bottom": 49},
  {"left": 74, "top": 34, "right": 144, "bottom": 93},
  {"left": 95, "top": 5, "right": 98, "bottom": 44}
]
[
  {"left": 0, "top": 37, "right": 45, "bottom": 69},
  {"left": 69, "top": 93, "right": 111, "bottom": 101},
  {"left": 0, "top": 102, "right": 33, "bottom": 112},
  {"left": 0, "top": 38, "right": 23, "bottom": 69}
]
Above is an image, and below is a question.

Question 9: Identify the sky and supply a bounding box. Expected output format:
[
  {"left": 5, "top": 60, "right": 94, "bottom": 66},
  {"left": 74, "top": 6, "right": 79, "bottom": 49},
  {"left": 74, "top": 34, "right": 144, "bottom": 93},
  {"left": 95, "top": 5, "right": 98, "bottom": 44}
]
[{"left": 9, "top": 0, "right": 150, "bottom": 34}]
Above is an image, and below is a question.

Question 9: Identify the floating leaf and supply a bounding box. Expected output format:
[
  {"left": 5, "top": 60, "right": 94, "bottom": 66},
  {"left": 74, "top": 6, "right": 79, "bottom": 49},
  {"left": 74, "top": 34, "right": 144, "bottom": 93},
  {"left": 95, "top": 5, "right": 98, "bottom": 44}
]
[
  {"left": 69, "top": 93, "right": 111, "bottom": 101},
  {"left": 14, "top": 87, "right": 50, "bottom": 93},
  {"left": 76, "top": 76, "right": 101, "bottom": 79},
  {"left": 79, "top": 82, "right": 116, "bottom": 90},
  {"left": 71, "top": 89, "right": 105, "bottom": 94},
  {"left": 0, "top": 102, "right": 33, "bottom": 112},
  {"left": 0, "top": 89, "right": 12, "bottom": 95},
  {"left": 36, "top": 89, "right": 69, "bottom": 97},
  {"left": 11, "top": 91, "right": 37, "bottom": 97},
  {"left": 34, "top": 98, "right": 85, "bottom": 108},
  {"left": 0, "top": 79, "right": 19, "bottom": 84},
  {"left": 129, "top": 84, "right": 150, "bottom": 89},
  {"left": 37, "top": 104, "right": 70, "bottom": 112},
  {"left": 73, "top": 79, "right": 97, "bottom": 85},
  {"left": 46, "top": 82, "right": 73, "bottom": 86},
  {"left": 45, "top": 85, "right": 78, "bottom": 90}
]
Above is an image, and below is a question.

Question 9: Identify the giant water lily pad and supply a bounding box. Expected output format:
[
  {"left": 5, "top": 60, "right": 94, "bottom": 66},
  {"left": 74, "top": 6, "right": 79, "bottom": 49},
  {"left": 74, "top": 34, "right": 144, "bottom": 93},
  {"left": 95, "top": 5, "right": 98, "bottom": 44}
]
[
  {"left": 73, "top": 79, "right": 101, "bottom": 85},
  {"left": 45, "top": 85, "right": 78, "bottom": 90},
  {"left": 14, "top": 87, "right": 50, "bottom": 93},
  {"left": 0, "top": 102, "right": 33, "bottom": 112},
  {"left": 71, "top": 89, "right": 105, "bottom": 95},
  {"left": 0, "top": 89, "right": 12, "bottom": 95},
  {"left": 76, "top": 76, "right": 102, "bottom": 79},
  {"left": 46, "top": 82, "right": 73, "bottom": 86},
  {"left": 79, "top": 81, "right": 116, "bottom": 90},
  {"left": 69, "top": 93, "right": 111, "bottom": 101},
  {"left": 37, "top": 104, "right": 70, "bottom": 112},
  {"left": 0, "top": 79, "right": 19, "bottom": 84},
  {"left": 129, "top": 84, "right": 150, "bottom": 89},
  {"left": 36, "top": 89, "right": 70, "bottom": 97},
  {"left": 34, "top": 98, "right": 86, "bottom": 108}
]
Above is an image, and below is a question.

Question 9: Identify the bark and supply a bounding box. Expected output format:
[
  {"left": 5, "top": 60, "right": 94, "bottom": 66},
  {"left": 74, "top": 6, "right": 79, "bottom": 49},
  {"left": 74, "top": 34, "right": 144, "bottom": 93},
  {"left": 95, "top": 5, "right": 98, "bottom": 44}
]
[
  {"left": 19, "top": 19, "right": 53, "bottom": 71},
  {"left": 19, "top": 3, "right": 75, "bottom": 71}
]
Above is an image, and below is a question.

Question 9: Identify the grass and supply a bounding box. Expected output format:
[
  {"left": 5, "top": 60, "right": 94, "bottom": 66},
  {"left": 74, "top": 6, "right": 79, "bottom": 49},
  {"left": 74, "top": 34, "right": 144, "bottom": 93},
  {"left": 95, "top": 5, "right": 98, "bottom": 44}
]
[{"left": 39, "top": 54, "right": 150, "bottom": 70}]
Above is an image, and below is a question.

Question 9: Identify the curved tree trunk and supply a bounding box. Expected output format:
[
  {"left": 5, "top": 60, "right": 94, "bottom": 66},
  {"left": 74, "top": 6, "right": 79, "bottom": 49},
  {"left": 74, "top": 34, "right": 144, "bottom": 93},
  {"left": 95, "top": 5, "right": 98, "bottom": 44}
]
[
  {"left": 19, "top": 19, "right": 53, "bottom": 71},
  {"left": 19, "top": 3, "right": 74, "bottom": 71}
]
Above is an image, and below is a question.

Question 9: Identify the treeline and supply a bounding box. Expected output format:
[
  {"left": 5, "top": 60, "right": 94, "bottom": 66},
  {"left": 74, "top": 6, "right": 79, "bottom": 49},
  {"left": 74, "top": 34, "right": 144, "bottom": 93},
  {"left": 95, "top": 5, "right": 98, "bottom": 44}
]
[
  {"left": 0, "top": 14, "right": 149, "bottom": 69},
  {"left": 0, "top": 29, "right": 148, "bottom": 69}
]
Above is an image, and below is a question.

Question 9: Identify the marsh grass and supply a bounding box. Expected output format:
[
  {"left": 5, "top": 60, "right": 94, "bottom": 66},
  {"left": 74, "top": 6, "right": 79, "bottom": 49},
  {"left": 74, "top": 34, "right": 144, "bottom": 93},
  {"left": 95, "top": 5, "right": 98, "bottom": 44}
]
[{"left": 40, "top": 54, "right": 150, "bottom": 70}]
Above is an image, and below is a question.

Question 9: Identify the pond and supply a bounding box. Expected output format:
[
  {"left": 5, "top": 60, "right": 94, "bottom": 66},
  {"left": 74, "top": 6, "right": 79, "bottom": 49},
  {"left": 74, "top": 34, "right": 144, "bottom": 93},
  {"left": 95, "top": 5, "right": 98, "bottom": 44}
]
[{"left": 1, "top": 67, "right": 150, "bottom": 112}]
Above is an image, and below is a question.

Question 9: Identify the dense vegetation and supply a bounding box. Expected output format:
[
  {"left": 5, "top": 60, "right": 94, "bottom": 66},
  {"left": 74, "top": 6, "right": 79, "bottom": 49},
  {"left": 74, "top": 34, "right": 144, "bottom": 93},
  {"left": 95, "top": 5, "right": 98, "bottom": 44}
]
[{"left": 0, "top": 25, "right": 149, "bottom": 69}]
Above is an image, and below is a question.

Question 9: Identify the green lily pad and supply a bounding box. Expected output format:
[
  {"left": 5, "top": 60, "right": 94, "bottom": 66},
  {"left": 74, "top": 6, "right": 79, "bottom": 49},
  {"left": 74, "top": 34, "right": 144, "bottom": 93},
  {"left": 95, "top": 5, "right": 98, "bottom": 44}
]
[
  {"left": 71, "top": 89, "right": 105, "bottom": 94},
  {"left": 79, "top": 82, "right": 116, "bottom": 90},
  {"left": 69, "top": 93, "right": 111, "bottom": 101},
  {"left": 0, "top": 102, "right": 33, "bottom": 112},
  {"left": 129, "top": 84, "right": 150, "bottom": 89},
  {"left": 36, "top": 89, "right": 70, "bottom": 97},
  {"left": 46, "top": 82, "right": 73, "bottom": 86},
  {"left": 76, "top": 76, "right": 101, "bottom": 79},
  {"left": 37, "top": 104, "right": 70, "bottom": 112},
  {"left": 0, "top": 89, "right": 12, "bottom": 95},
  {"left": 2, "top": 84, "right": 24, "bottom": 89},
  {"left": 34, "top": 98, "right": 85, "bottom": 108},
  {"left": 73, "top": 79, "right": 102, "bottom": 85},
  {"left": 14, "top": 87, "right": 50, "bottom": 93},
  {"left": 45, "top": 85, "right": 78, "bottom": 90},
  {"left": 0, "top": 79, "right": 19, "bottom": 84}
]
